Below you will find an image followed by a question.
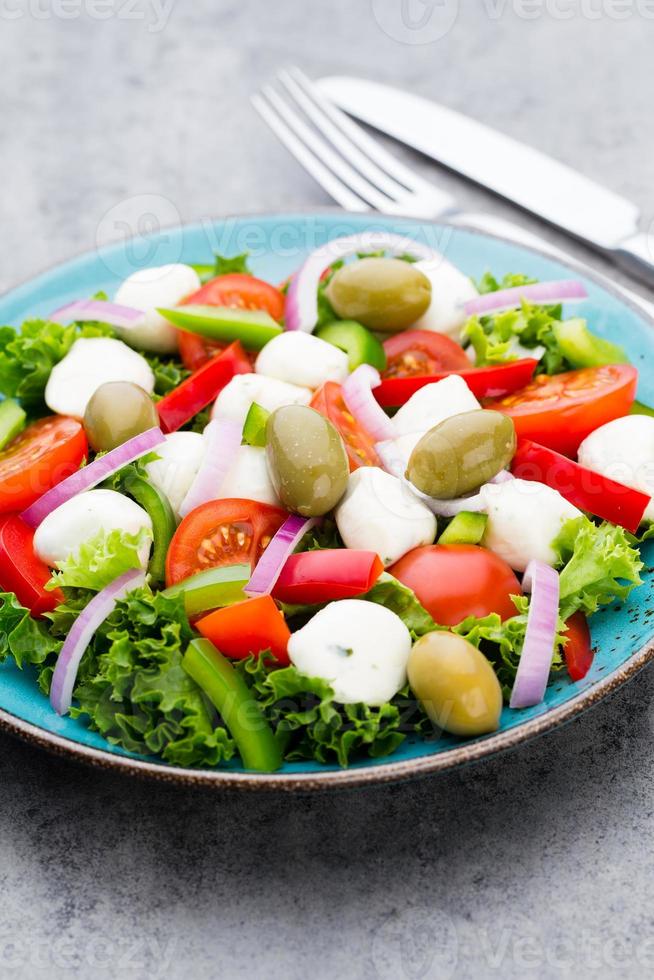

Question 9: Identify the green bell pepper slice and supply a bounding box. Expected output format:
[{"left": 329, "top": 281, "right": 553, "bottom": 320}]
[
  {"left": 553, "top": 318, "right": 628, "bottom": 369},
  {"left": 121, "top": 474, "right": 177, "bottom": 585},
  {"left": 157, "top": 305, "right": 282, "bottom": 350},
  {"left": 0, "top": 399, "right": 26, "bottom": 451},
  {"left": 630, "top": 401, "right": 654, "bottom": 418},
  {"left": 315, "top": 320, "right": 387, "bottom": 371},
  {"left": 163, "top": 564, "right": 250, "bottom": 618},
  {"left": 438, "top": 511, "right": 488, "bottom": 545},
  {"left": 242, "top": 402, "right": 270, "bottom": 448},
  {"left": 183, "top": 638, "right": 282, "bottom": 772}
]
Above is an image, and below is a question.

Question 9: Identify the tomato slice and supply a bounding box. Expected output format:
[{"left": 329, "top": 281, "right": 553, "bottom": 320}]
[
  {"left": 196, "top": 595, "right": 291, "bottom": 665},
  {"left": 563, "top": 612, "right": 593, "bottom": 681},
  {"left": 272, "top": 550, "right": 384, "bottom": 604},
  {"left": 0, "top": 416, "right": 87, "bottom": 515},
  {"left": 310, "top": 381, "right": 381, "bottom": 470},
  {"left": 156, "top": 341, "right": 251, "bottom": 433},
  {"left": 178, "top": 273, "right": 285, "bottom": 370},
  {"left": 389, "top": 544, "right": 521, "bottom": 627},
  {"left": 374, "top": 359, "right": 539, "bottom": 408},
  {"left": 0, "top": 515, "right": 63, "bottom": 615},
  {"left": 488, "top": 365, "right": 637, "bottom": 457},
  {"left": 511, "top": 438, "right": 649, "bottom": 533},
  {"left": 165, "top": 499, "right": 288, "bottom": 586},
  {"left": 382, "top": 330, "right": 471, "bottom": 378}
]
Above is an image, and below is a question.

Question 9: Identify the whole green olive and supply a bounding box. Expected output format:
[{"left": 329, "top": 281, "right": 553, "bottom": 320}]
[
  {"left": 266, "top": 405, "right": 349, "bottom": 516},
  {"left": 83, "top": 381, "right": 159, "bottom": 452},
  {"left": 406, "top": 410, "right": 516, "bottom": 499},
  {"left": 408, "top": 631, "right": 502, "bottom": 736},
  {"left": 324, "top": 257, "right": 431, "bottom": 332}
]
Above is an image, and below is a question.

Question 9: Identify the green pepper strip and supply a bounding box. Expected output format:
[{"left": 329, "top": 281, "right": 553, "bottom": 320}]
[
  {"left": 157, "top": 305, "right": 282, "bottom": 351},
  {"left": 552, "top": 318, "right": 629, "bottom": 369},
  {"left": 183, "top": 638, "right": 282, "bottom": 772},
  {"left": 315, "top": 320, "right": 387, "bottom": 371},
  {"left": 0, "top": 399, "right": 26, "bottom": 451},
  {"left": 242, "top": 402, "right": 270, "bottom": 448},
  {"left": 631, "top": 401, "right": 654, "bottom": 418},
  {"left": 438, "top": 511, "right": 488, "bottom": 546},
  {"left": 163, "top": 564, "right": 250, "bottom": 618},
  {"left": 122, "top": 474, "right": 177, "bottom": 584}
]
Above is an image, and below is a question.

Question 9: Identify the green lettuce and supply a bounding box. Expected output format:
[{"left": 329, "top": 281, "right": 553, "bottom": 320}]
[
  {"left": 145, "top": 355, "right": 190, "bottom": 396},
  {"left": 463, "top": 301, "right": 570, "bottom": 375},
  {"left": 0, "top": 592, "right": 61, "bottom": 674},
  {"left": 192, "top": 251, "right": 253, "bottom": 284},
  {"left": 47, "top": 527, "right": 152, "bottom": 593}
]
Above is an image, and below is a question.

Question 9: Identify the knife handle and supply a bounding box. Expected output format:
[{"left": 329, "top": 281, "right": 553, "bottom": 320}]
[{"left": 614, "top": 233, "right": 654, "bottom": 291}]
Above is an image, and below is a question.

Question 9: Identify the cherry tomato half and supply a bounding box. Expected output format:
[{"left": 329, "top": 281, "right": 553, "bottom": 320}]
[
  {"left": 0, "top": 416, "right": 88, "bottom": 515},
  {"left": 382, "top": 330, "right": 471, "bottom": 379},
  {"left": 310, "top": 381, "right": 381, "bottom": 470}
]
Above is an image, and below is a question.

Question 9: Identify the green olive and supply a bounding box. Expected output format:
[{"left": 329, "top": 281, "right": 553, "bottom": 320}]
[
  {"left": 266, "top": 405, "right": 349, "bottom": 516},
  {"left": 408, "top": 632, "right": 502, "bottom": 736},
  {"left": 84, "top": 381, "right": 159, "bottom": 452},
  {"left": 324, "top": 257, "right": 431, "bottom": 332},
  {"left": 406, "top": 410, "right": 516, "bottom": 499}
]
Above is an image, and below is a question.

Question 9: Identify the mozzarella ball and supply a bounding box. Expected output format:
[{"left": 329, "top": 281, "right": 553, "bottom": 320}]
[
  {"left": 145, "top": 431, "right": 205, "bottom": 518},
  {"left": 392, "top": 375, "right": 480, "bottom": 438},
  {"left": 211, "top": 374, "right": 311, "bottom": 428},
  {"left": 33, "top": 489, "right": 152, "bottom": 568},
  {"left": 411, "top": 258, "right": 478, "bottom": 339},
  {"left": 45, "top": 337, "right": 155, "bottom": 419},
  {"left": 219, "top": 445, "right": 281, "bottom": 506},
  {"left": 113, "top": 263, "right": 201, "bottom": 354},
  {"left": 255, "top": 332, "right": 349, "bottom": 388},
  {"left": 335, "top": 466, "right": 436, "bottom": 567},
  {"left": 578, "top": 416, "right": 654, "bottom": 522},
  {"left": 288, "top": 599, "right": 412, "bottom": 705},
  {"left": 481, "top": 478, "right": 581, "bottom": 572}
]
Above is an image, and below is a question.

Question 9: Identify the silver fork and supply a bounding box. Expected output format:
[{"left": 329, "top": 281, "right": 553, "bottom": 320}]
[{"left": 252, "top": 67, "right": 654, "bottom": 317}]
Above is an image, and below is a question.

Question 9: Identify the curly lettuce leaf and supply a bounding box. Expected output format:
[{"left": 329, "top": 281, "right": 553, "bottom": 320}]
[
  {"left": 192, "top": 251, "right": 253, "bottom": 284},
  {"left": 463, "top": 300, "right": 569, "bottom": 374},
  {"left": 476, "top": 271, "right": 537, "bottom": 294},
  {"left": 0, "top": 593, "right": 61, "bottom": 672},
  {"left": 47, "top": 527, "right": 152, "bottom": 593},
  {"left": 363, "top": 573, "right": 437, "bottom": 637},
  {"left": 145, "top": 355, "right": 190, "bottom": 396}
]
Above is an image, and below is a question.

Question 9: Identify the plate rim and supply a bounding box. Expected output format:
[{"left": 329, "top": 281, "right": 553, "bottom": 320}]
[{"left": 2, "top": 208, "right": 653, "bottom": 791}]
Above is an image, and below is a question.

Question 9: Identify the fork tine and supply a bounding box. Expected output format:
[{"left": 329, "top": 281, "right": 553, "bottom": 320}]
[
  {"left": 260, "top": 85, "right": 395, "bottom": 211},
  {"left": 251, "top": 93, "right": 370, "bottom": 213}
]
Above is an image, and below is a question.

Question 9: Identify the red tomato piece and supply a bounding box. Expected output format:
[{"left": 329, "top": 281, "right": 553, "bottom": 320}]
[
  {"left": 0, "top": 515, "right": 63, "bottom": 615},
  {"left": 310, "top": 381, "right": 381, "bottom": 470},
  {"left": 382, "top": 330, "right": 471, "bottom": 378},
  {"left": 196, "top": 595, "right": 291, "bottom": 665},
  {"left": 563, "top": 612, "right": 593, "bottom": 681},
  {"left": 374, "top": 359, "right": 538, "bottom": 408},
  {"left": 272, "top": 550, "right": 384, "bottom": 605},
  {"left": 156, "top": 341, "right": 251, "bottom": 433},
  {"left": 0, "top": 416, "right": 88, "bottom": 515}
]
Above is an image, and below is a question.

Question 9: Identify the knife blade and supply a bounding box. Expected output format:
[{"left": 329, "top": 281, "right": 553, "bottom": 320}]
[{"left": 318, "top": 75, "right": 654, "bottom": 287}]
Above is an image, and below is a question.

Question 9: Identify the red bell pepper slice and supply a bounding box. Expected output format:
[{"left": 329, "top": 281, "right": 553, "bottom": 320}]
[
  {"left": 272, "top": 550, "right": 384, "bottom": 605},
  {"left": 373, "top": 358, "right": 538, "bottom": 407},
  {"left": 511, "top": 438, "right": 649, "bottom": 534},
  {"left": 156, "top": 341, "right": 251, "bottom": 433},
  {"left": 563, "top": 612, "right": 593, "bottom": 681},
  {"left": 0, "top": 514, "right": 63, "bottom": 615},
  {"left": 195, "top": 594, "right": 291, "bottom": 665}
]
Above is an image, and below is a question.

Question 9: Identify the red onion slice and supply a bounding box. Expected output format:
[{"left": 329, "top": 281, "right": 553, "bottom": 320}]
[
  {"left": 509, "top": 560, "right": 560, "bottom": 709},
  {"left": 245, "top": 514, "right": 320, "bottom": 597},
  {"left": 285, "top": 231, "right": 444, "bottom": 333},
  {"left": 50, "top": 299, "right": 145, "bottom": 329},
  {"left": 50, "top": 568, "right": 146, "bottom": 715},
  {"left": 464, "top": 280, "right": 587, "bottom": 318},
  {"left": 21, "top": 427, "right": 165, "bottom": 528},
  {"left": 342, "top": 365, "right": 396, "bottom": 442},
  {"left": 179, "top": 419, "right": 242, "bottom": 518}
]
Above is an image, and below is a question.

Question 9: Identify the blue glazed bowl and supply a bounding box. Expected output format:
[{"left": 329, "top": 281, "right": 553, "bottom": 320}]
[{"left": 2, "top": 211, "right": 654, "bottom": 790}]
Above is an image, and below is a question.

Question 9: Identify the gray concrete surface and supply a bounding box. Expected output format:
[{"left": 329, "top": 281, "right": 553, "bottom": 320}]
[{"left": 2, "top": 2, "right": 654, "bottom": 977}]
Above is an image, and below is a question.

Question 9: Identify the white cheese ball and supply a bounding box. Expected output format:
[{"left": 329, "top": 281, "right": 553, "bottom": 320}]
[
  {"left": 288, "top": 599, "right": 412, "bottom": 705},
  {"left": 145, "top": 431, "right": 205, "bottom": 518},
  {"left": 335, "top": 466, "right": 436, "bottom": 567},
  {"left": 578, "top": 416, "right": 654, "bottom": 522},
  {"left": 33, "top": 489, "right": 152, "bottom": 568},
  {"left": 211, "top": 374, "right": 311, "bottom": 428},
  {"left": 392, "top": 375, "right": 480, "bottom": 438},
  {"left": 255, "top": 332, "right": 349, "bottom": 389},
  {"left": 45, "top": 337, "right": 155, "bottom": 419},
  {"left": 114, "top": 263, "right": 201, "bottom": 354},
  {"left": 481, "top": 478, "right": 581, "bottom": 572},
  {"left": 411, "top": 258, "right": 478, "bottom": 340},
  {"left": 219, "top": 445, "right": 281, "bottom": 506}
]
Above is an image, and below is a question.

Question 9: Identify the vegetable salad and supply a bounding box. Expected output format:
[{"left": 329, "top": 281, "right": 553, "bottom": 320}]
[{"left": 0, "top": 234, "right": 649, "bottom": 772}]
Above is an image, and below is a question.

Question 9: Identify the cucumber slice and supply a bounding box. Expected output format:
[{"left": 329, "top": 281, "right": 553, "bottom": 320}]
[
  {"left": 553, "top": 318, "right": 628, "bottom": 368},
  {"left": 0, "top": 399, "right": 26, "bottom": 451},
  {"left": 438, "top": 511, "right": 488, "bottom": 546},
  {"left": 242, "top": 402, "right": 270, "bottom": 447}
]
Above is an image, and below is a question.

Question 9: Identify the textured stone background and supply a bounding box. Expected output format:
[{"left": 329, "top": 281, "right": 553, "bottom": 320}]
[{"left": 2, "top": 2, "right": 654, "bottom": 977}]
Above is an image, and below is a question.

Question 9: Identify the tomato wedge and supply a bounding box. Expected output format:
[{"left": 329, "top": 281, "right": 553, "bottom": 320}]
[
  {"left": 488, "top": 365, "right": 637, "bottom": 457},
  {"left": 196, "top": 595, "right": 291, "bottom": 665},
  {"left": 178, "top": 273, "right": 285, "bottom": 370},
  {"left": 310, "top": 381, "right": 381, "bottom": 470},
  {"left": 0, "top": 416, "right": 87, "bottom": 515},
  {"left": 272, "top": 550, "right": 383, "bottom": 604},
  {"left": 382, "top": 330, "right": 471, "bottom": 378},
  {"left": 156, "top": 341, "right": 251, "bottom": 433},
  {"left": 511, "top": 438, "right": 649, "bottom": 533},
  {"left": 563, "top": 612, "right": 593, "bottom": 681},
  {"left": 0, "top": 515, "right": 63, "bottom": 615},
  {"left": 165, "top": 499, "right": 288, "bottom": 586},
  {"left": 374, "top": 359, "right": 538, "bottom": 408}
]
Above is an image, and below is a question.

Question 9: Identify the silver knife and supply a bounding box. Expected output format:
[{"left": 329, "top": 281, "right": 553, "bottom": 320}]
[{"left": 318, "top": 75, "right": 654, "bottom": 290}]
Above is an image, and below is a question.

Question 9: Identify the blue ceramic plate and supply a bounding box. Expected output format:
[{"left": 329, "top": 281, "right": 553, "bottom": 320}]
[{"left": 2, "top": 211, "right": 654, "bottom": 791}]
